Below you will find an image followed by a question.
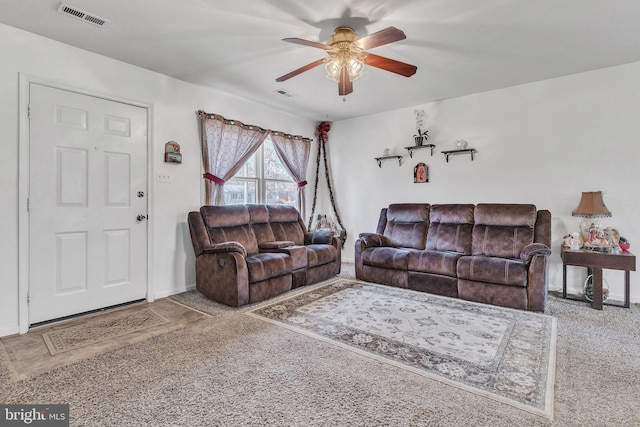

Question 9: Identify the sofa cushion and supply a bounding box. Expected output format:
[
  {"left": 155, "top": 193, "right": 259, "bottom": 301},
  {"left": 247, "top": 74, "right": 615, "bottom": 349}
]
[
  {"left": 472, "top": 225, "right": 534, "bottom": 259},
  {"left": 408, "top": 250, "right": 461, "bottom": 277},
  {"left": 426, "top": 204, "right": 474, "bottom": 254},
  {"left": 267, "top": 205, "right": 305, "bottom": 245},
  {"left": 360, "top": 247, "right": 413, "bottom": 270},
  {"left": 201, "top": 204, "right": 250, "bottom": 227},
  {"left": 286, "top": 245, "right": 308, "bottom": 270},
  {"left": 457, "top": 255, "right": 528, "bottom": 287},
  {"left": 382, "top": 204, "right": 430, "bottom": 249},
  {"left": 474, "top": 204, "right": 537, "bottom": 227},
  {"left": 472, "top": 204, "right": 536, "bottom": 258},
  {"left": 306, "top": 244, "right": 338, "bottom": 268},
  {"left": 248, "top": 204, "right": 276, "bottom": 244},
  {"left": 246, "top": 252, "right": 293, "bottom": 283},
  {"left": 201, "top": 205, "right": 259, "bottom": 255}
]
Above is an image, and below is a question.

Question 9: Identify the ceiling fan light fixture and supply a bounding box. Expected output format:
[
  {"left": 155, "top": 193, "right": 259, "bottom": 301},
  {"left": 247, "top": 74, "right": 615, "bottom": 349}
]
[
  {"left": 324, "top": 43, "right": 367, "bottom": 82},
  {"left": 277, "top": 25, "right": 416, "bottom": 96}
]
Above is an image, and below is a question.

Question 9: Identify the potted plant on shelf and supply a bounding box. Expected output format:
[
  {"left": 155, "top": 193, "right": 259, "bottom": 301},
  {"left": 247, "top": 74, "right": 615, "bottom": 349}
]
[{"left": 413, "top": 109, "right": 429, "bottom": 146}]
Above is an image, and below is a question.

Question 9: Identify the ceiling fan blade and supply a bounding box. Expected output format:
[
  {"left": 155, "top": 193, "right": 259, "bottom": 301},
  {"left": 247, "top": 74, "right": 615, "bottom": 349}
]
[
  {"left": 338, "top": 67, "right": 353, "bottom": 96},
  {"left": 276, "top": 59, "right": 325, "bottom": 82},
  {"left": 282, "top": 38, "right": 330, "bottom": 50},
  {"left": 354, "top": 27, "right": 406, "bottom": 50},
  {"left": 364, "top": 53, "right": 417, "bottom": 77}
]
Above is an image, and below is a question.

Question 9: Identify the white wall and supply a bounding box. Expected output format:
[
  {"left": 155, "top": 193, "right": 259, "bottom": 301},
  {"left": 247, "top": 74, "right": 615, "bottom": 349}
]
[
  {"left": 0, "top": 24, "right": 316, "bottom": 336},
  {"left": 331, "top": 61, "right": 640, "bottom": 303},
  {"left": 3, "top": 24, "right": 639, "bottom": 336}
]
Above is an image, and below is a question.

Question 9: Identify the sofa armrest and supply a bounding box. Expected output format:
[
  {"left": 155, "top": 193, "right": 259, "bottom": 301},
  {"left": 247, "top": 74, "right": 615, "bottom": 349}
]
[
  {"left": 259, "top": 241, "right": 296, "bottom": 250},
  {"left": 188, "top": 211, "right": 210, "bottom": 257},
  {"left": 520, "top": 243, "right": 551, "bottom": 263},
  {"left": 357, "top": 232, "right": 393, "bottom": 248},
  {"left": 203, "top": 241, "right": 247, "bottom": 258},
  {"left": 305, "top": 230, "right": 333, "bottom": 245}
]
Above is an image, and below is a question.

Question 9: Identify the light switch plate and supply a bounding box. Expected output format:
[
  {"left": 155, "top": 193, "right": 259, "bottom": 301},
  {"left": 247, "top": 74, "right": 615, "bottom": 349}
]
[{"left": 157, "top": 172, "right": 173, "bottom": 183}]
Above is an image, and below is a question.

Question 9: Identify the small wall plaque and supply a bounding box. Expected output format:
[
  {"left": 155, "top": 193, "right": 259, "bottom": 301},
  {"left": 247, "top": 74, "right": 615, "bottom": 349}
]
[
  {"left": 414, "top": 162, "right": 428, "bottom": 183},
  {"left": 164, "top": 141, "right": 182, "bottom": 164}
]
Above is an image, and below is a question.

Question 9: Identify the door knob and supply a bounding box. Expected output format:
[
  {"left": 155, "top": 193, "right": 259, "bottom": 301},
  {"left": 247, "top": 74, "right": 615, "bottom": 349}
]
[{"left": 136, "top": 215, "right": 147, "bottom": 222}]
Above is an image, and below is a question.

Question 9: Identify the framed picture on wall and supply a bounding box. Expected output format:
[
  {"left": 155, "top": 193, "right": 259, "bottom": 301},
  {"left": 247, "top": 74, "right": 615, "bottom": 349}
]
[
  {"left": 414, "top": 162, "right": 428, "bottom": 183},
  {"left": 164, "top": 140, "right": 182, "bottom": 164}
]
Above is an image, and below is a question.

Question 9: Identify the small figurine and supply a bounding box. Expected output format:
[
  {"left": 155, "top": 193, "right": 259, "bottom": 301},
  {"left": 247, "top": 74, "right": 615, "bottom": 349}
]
[{"left": 564, "top": 232, "right": 582, "bottom": 250}]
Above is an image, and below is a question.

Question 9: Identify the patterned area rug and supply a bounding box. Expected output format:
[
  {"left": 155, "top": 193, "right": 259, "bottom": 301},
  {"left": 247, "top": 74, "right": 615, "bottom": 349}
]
[
  {"left": 248, "top": 278, "right": 557, "bottom": 419},
  {"left": 42, "top": 308, "right": 169, "bottom": 355}
]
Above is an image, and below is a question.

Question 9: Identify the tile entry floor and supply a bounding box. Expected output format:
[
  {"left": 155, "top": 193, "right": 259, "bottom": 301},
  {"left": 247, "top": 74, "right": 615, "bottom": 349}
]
[{"left": 0, "top": 298, "right": 210, "bottom": 381}]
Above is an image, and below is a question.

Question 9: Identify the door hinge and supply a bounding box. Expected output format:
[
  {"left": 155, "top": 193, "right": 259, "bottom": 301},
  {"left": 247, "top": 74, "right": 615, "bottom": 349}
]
[
  {"left": 27, "top": 292, "right": 30, "bottom": 305},
  {"left": 27, "top": 104, "right": 31, "bottom": 119},
  {"left": 27, "top": 198, "right": 30, "bottom": 213}
]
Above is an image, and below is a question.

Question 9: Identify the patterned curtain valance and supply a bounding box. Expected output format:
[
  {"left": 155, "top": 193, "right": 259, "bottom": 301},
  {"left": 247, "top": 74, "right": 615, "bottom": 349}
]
[
  {"left": 197, "top": 111, "right": 313, "bottom": 208},
  {"left": 197, "top": 111, "right": 313, "bottom": 143}
]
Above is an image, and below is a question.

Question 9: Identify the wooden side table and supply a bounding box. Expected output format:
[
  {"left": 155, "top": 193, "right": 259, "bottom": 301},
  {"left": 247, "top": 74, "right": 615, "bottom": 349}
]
[{"left": 561, "top": 246, "right": 636, "bottom": 310}]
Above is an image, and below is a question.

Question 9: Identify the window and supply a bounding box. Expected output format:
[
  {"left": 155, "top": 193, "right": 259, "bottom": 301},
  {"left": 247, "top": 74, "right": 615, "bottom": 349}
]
[{"left": 224, "top": 138, "right": 298, "bottom": 206}]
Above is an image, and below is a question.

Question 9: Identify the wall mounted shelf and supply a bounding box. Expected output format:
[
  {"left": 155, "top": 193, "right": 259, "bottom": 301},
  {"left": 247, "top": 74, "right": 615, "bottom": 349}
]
[
  {"left": 374, "top": 155, "right": 403, "bottom": 168},
  {"left": 441, "top": 148, "right": 477, "bottom": 162},
  {"left": 404, "top": 144, "right": 436, "bottom": 157}
]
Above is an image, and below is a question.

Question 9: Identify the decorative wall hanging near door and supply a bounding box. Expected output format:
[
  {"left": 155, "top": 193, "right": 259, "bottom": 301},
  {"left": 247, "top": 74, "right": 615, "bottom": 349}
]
[{"left": 307, "top": 121, "right": 347, "bottom": 245}]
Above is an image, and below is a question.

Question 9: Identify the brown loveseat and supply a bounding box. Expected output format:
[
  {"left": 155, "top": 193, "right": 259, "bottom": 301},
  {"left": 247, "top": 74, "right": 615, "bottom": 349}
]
[
  {"left": 355, "top": 203, "right": 551, "bottom": 311},
  {"left": 188, "top": 204, "right": 341, "bottom": 307}
]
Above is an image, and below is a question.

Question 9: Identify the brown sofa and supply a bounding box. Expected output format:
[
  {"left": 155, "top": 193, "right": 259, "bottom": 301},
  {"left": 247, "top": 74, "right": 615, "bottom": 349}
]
[
  {"left": 188, "top": 204, "right": 341, "bottom": 307},
  {"left": 355, "top": 203, "right": 551, "bottom": 311}
]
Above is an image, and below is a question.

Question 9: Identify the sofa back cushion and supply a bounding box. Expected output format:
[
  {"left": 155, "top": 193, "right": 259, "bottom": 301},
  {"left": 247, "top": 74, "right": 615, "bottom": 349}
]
[
  {"left": 267, "top": 205, "right": 305, "bottom": 245},
  {"left": 472, "top": 204, "right": 536, "bottom": 258},
  {"left": 382, "top": 204, "right": 430, "bottom": 249},
  {"left": 426, "top": 204, "right": 475, "bottom": 254},
  {"left": 247, "top": 204, "right": 276, "bottom": 244},
  {"left": 200, "top": 205, "right": 259, "bottom": 255}
]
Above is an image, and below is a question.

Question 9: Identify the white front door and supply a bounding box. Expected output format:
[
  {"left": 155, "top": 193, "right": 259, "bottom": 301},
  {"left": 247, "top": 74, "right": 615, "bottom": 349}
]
[{"left": 28, "top": 84, "right": 148, "bottom": 324}]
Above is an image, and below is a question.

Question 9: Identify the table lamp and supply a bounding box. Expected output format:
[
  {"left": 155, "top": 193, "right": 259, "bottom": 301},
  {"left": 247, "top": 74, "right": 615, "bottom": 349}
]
[{"left": 572, "top": 191, "right": 612, "bottom": 251}]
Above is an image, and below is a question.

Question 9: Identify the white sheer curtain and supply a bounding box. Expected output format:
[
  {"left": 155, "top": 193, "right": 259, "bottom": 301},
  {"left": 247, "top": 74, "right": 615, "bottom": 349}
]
[
  {"left": 199, "top": 112, "right": 269, "bottom": 205},
  {"left": 270, "top": 132, "right": 311, "bottom": 219}
]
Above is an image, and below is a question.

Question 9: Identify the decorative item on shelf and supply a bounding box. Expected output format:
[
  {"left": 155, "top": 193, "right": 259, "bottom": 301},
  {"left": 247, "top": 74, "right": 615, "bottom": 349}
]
[
  {"left": 413, "top": 162, "right": 428, "bottom": 183},
  {"left": 563, "top": 232, "right": 583, "bottom": 251},
  {"left": 164, "top": 141, "right": 182, "bottom": 163},
  {"left": 572, "top": 191, "right": 612, "bottom": 252},
  {"left": 413, "top": 109, "right": 429, "bottom": 146},
  {"left": 455, "top": 139, "right": 468, "bottom": 149},
  {"left": 383, "top": 148, "right": 390, "bottom": 156},
  {"left": 619, "top": 236, "right": 631, "bottom": 251},
  {"left": 583, "top": 274, "right": 609, "bottom": 302}
]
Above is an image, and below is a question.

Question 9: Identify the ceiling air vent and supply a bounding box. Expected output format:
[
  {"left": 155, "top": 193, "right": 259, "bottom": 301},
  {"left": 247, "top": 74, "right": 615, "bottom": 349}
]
[
  {"left": 57, "top": 3, "right": 110, "bottom": 27},
  {"left": 274, "top": 89, "right": 293, "bottom": 98}
]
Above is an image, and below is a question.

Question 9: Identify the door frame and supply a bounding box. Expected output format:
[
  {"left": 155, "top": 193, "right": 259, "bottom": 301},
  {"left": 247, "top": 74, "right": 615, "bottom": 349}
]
[{"left": 18, "top": 73, "right": 155, "bottom": 334}]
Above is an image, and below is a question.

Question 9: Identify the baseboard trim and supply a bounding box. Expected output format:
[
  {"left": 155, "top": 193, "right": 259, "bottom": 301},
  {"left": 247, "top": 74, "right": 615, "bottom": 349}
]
[
  {"left": 0, "top": 325, "right": 20, "bottom": 338},
  {"left": 154, "top": 283, "right": 196, "bottom": 299}
]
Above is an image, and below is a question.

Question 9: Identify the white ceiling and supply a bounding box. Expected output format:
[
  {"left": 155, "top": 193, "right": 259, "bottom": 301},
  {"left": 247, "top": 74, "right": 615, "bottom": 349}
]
[{"left": 2, "top": 0, "right": 640, "bottom": 122}]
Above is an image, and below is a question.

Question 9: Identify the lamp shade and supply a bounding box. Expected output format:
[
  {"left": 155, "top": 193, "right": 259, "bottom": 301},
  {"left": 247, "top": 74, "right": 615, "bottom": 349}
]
[{"left": 572, "top": 191, "right": 612, "bottom": 218}]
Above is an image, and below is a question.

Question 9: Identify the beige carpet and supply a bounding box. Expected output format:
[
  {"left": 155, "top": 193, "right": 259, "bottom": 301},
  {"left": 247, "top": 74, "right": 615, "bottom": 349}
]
[
  {"left": 0, "top": 265, "right": 639, "bottom": 426},
  {"left": 248, "top": 278, "right": 556, "bottom": 419}
]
